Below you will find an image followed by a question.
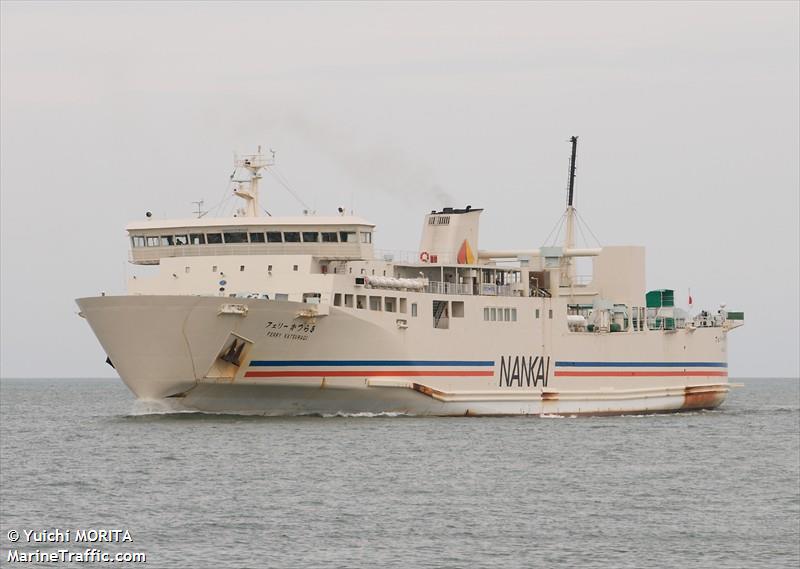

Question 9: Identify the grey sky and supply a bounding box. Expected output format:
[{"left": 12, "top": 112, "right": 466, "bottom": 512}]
[{"left": 1, "top": 1, "right": 798, "bottom": 378}]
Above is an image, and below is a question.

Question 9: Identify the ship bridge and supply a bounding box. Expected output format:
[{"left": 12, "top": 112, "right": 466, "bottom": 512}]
[{"left": 126, "top": 215, "right": 375, "bottom": 265}]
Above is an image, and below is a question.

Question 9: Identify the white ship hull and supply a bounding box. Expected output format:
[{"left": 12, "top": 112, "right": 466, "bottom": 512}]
[{"left": 77, "top": 295, "right": 730, "bottom": 416}]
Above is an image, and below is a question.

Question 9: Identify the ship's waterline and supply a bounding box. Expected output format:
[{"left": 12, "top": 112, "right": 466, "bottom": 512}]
[{"left": 77, "top": 140, "right": 743, "bottom": 415}]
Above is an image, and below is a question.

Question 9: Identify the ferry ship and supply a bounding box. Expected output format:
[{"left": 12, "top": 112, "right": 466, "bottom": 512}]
[{"left": 77, "top": 138, "right": 743, "bottom": 415}]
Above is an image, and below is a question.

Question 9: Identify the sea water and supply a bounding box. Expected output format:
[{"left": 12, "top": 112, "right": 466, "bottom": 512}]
[{"left": 1, "top": 377, "right": 798, "bottom": 568}]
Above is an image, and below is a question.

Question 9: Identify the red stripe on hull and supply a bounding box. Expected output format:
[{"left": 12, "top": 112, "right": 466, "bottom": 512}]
[
  {"left": 554, "top": 370, "right": 728, "bottom": 377},
  {"left": 244, "top": 370, "right": 495, "bottom": 378}
]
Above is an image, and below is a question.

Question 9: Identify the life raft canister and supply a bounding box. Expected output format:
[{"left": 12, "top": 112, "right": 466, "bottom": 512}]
[{"left": 419, "top": 251, "right": 430, "bottom": 263}]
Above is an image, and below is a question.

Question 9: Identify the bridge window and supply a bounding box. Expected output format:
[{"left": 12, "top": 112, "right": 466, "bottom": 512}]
[
  {"left": 224, "top": 232, "right": 248, "bottom": 244},
  {"left": 174, "top": 234, "right": 188, "bottom": 245},
  {"left": 190, "top": 233, "right": 205, "bottom": 245},
  {"left": 340, "top": 231, "right": 357, "bottom": 243},
  {"left": 360, "top": 232, "right": 372, "bottom": 244},
  {"left": 321, "top": 232, "right": 338, "bottom": 242},
  {"left": 207, "top": 233, "right": 223, "bottom": 244},
  {"left": 131, "top": 236, "right": 146, "bottom": 248},
  {"left": 266, "top": 232, "right": 282, "bottom": 243},
  {"left": 161, "top": 236, "right": 175, "bottom": 246},
  {"left": 249, "top": 232, "right": 265, "bottom": 243},
  {"left": 284, "top": 232, "right": 301, "bottom": 243},
  {"left": 302, "top": 232, "right": 319, "bottom": 243}
]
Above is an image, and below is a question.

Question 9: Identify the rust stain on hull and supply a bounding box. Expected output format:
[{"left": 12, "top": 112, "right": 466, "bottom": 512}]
[
  {"left": 412, "top": 383, "right": 446, "bottom": 399},
  {"left": 682, "top": 386, "right": 726, "bottom": 410}
]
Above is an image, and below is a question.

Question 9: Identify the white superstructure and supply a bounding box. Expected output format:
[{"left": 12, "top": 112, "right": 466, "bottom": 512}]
[{"left": 77, "top": 140, "right": 743, "bottom": 415}]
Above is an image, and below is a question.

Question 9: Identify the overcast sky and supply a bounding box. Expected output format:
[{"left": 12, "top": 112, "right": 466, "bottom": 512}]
[{"left": 1, "top": 1, "right": 798, "bottom": 378}]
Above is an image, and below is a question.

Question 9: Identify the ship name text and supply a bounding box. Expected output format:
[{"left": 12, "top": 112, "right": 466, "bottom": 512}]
[{"left": 499, "top": 355, "right": 550, "bottom": 387}]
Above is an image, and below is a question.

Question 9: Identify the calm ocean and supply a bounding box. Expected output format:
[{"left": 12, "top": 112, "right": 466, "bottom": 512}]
[{"left": 1, "top": 377, "right": 798, "bottom": 568}]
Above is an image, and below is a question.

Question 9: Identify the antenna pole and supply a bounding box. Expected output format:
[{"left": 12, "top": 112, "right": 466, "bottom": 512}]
[{"left": 567, "top": 135, "right": 578, "bottom": 206}]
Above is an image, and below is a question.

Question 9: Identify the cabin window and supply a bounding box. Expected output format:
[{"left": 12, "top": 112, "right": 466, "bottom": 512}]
[
  {"left": 356, "top": 295, "right": 366, "bottom": 309},
  {"left": 549, "top": 309, "right": 553, "bottom": 319},
  {"left": 333, "top": 293, "right": 342, "bottom": 307},
  {"left": 490, "top": 308, "right": 497, "bottom": 321},
  {"left": 284, "top": 232, "right": 301, "bottom": 243},
  {"left": 399, "top": 298, "right": 407, "bottom": 314},
  {"left": 267, "top": 264, "right": 273, "bottom": 272},
  {"left": 483, "top": 307, "right": 490, "bottom": 321},
  {"left": 266, "top": 232, "right": 282, "bottom": 243},
  {"left": 175, "top": 234, "right": 188, "bottom": 245},
  {"left": 212, "top": 265, "right": 218, "bottom": 272},
  {"left": 498, "top": 308, "right": 505, "bottom": 322},
  {"left": 275, "top": 293, "right": 288, "bottom": 301},
  {"left": 535, "top": 309, "right": 540, "bottom": 319},
  {"left": 249, "top": 232, "right": 265, "bottom": 243},
  {"left": 360, "top": 232, "right": 372, "bottom": 244},
  {"left": 321, "top": 232, "right": 338, "bottom": 242},
  {"left": 224, "top": 232, "right": 248, "bottom": 244},
  {"left": 340, "top": 231, "right": 357, "bottom": 243},
  {"left": 131, "top": 236, "right": 146, "bottom": 248},
  {"left": 207, "top": 233, "right": 223, "bottom": 244},
  {"left": 190, "top": 233, "right": 205, "bottom": 245},
  {"left": 504, "top": 308, "right": 511, "bottom": 321},
  {"left": 432, "top": 300, "right": 449, "bottom": 329},
  {"left": 302, "top": 232, "right": 319, "bottom": 243},
  {"left": 411, "top": 303, "right": 418, "bottom": 317},
  {"left": 161, "top": 236, "right": 175, "bottom": 246},
  {"left": 293, "top": 265, "right": 298, "bottom": 271},
  {"left": 369, "top": 296, "right": 382, "bottom": 311},
  {"left": 345, "top": 294, "right": 354, "bottom": 308},
  {"left": 511, "top": 308, "right": 517, "bottom": 322},
  {"left": 185, "top": 266, "right": 190, "bottom": 273},
  {"left": 452, "top": 301, "right": 465, "bottom": 318},
  {"left": 239, "top": 265, "right": 245, "bottom": 272},
  {"left": 384, "top": 297, "right": 396, "bottom": 312}
]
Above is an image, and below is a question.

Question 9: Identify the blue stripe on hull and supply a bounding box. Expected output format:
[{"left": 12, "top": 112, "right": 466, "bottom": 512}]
[
  {"left": 555, "top": 361, "right": 727, "bottom": 368},
  {"left": 249, "top": 360, "right": 496, "bottom": 367}
]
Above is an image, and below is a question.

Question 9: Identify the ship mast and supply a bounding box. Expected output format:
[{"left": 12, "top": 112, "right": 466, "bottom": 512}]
[
  {"left": 233, "top": 146, "right": 273, "bottom": 217},
  {"left": 562, "top": 135, "right": 578, "bottom": 285}
]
